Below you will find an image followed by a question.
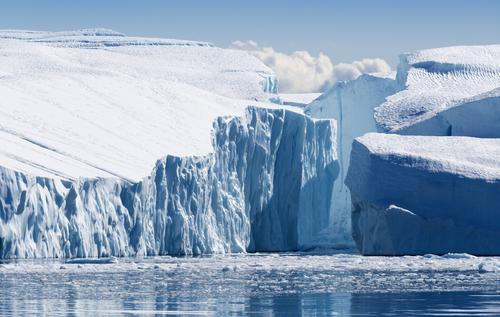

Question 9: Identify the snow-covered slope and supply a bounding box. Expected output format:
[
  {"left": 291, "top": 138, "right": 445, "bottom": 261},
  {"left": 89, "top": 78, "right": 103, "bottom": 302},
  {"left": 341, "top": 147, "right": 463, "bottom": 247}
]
[
  {"left": 305, "top": 74, "right": 396, "bottom": 247},
  {"left": 0, "top": 107, "right": 337, "bottom": 258},
  {"left": 346, "top": 133, "right": 500, "bottom": 255},
  {"left": 0, "top": 29, "right": 278, "bottom": 181},
  {"left": 375, "top": 45, "right": 500, "bottom": 135},
  {"left": 0, "top": 30, "right": 339, "bottom": 258}
]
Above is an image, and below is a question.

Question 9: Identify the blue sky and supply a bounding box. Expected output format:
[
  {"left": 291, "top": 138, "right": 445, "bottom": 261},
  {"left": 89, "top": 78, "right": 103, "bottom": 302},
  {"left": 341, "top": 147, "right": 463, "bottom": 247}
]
[
  {"left": 2, "top": 0, "right": 499, "bottom": 92},
  {"left": 2, "top": 1, "right": 499, "bottom": 66}
]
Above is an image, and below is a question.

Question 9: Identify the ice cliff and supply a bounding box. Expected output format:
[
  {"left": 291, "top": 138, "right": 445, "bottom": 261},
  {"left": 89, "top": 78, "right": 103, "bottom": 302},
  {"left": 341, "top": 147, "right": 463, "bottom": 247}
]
[
  {"left": 0, "top": 107, "right": 337, "bottom": 258},
  {"left": 0, "top": 29, "right": 338, "bottom": 258},
  {"left": 5, "top": 28, "right": 498, "bottom": 257},
  {"left": 309, "top": 45, "right": 500, "bottom": 254},
  {"left": 346, "top": 133, "right": 500, "bottom": 255},
  {"left": 305, "top": 74, "right": 396, "bottom": 247}
]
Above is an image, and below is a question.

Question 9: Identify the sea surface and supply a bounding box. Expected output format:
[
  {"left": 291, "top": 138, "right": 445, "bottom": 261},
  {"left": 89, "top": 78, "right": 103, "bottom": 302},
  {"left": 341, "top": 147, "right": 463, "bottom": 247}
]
[{"left": 1, "top": 252, "right": 499, "bottom": 316}]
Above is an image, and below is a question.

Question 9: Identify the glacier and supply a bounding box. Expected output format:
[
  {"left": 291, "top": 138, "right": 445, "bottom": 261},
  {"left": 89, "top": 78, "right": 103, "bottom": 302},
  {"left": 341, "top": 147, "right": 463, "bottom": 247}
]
[
  {"left": 4, "top": 29, "right": 499, "bottom": 258},
  {"left": 0, "top": 107, "right": 337, "bottom": 258},
  {"left": 346, "top": 133, "right": 500, "bottom": 255},
  {"left": 0, "top": 30, "right": 339, "bottom": 258}
]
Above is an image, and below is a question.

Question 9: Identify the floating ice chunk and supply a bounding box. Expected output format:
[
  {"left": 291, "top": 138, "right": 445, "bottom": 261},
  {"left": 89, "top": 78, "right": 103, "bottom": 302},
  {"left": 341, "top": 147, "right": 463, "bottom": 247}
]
[
  {"left": 66, "top": 257, "right": 118, "bottom": 265},
  {"left": 478, "top": 261, "right": 500, "bottom": 273},
  {"left": 442, "top": 253, "right": 476, "bottom": 260}
]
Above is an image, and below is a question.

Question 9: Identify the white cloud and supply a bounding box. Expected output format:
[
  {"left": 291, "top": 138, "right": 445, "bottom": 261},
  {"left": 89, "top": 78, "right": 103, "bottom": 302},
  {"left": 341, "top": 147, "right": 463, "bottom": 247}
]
[{"left": 230, "top": 41, "right": 391, "bottom": 93}]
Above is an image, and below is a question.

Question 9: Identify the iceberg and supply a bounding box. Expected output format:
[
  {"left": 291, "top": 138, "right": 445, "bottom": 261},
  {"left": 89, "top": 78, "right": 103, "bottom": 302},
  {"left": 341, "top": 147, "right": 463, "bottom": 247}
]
[
  {"left": 0, "top": 29, "right": 279, "bottom": 182},
  {"left": 346, "top": 133, "right": 500, "bottom": 255},
  {"left": 308, "top": 45, "right": 500, "bottom": 253},
  {"left": 345, "top": 46, "right": 500, "bottom": 255},
  {"left": 0, "top": 107, "right": 337, "bottom": 258},
  {"left": 305, "top": 74, "right": 396, "bottom": 247},
  {"left": 375, "top": 45, "right": 500, "bottom": 136},
  {"left": 0, "top": 30, "right": 338, "bottom": 258}
]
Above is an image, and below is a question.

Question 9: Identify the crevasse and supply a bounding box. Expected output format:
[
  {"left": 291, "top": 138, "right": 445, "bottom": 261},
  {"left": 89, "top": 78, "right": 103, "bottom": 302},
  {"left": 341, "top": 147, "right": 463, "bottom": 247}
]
[{"left": 0, "top": 107, "right": 338, "bottom": 258}]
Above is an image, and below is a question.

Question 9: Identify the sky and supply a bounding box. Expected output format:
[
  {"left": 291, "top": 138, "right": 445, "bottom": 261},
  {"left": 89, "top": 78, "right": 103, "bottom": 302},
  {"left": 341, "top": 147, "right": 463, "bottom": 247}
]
[{"left": 1, "top": 0, "right": 499, "bottom": 92}]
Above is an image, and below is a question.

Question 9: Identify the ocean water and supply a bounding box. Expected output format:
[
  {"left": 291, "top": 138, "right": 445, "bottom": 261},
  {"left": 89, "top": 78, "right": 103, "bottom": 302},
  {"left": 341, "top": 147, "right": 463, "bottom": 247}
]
[{"left": 1, "top": 252, "right": 499, "bottom": 316}]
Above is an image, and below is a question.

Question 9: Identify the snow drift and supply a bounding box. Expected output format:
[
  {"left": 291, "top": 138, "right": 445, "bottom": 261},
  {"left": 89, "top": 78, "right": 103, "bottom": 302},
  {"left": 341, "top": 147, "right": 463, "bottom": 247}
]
[{"left": 346, "top": 133, "right": 500, "bottom": 255}]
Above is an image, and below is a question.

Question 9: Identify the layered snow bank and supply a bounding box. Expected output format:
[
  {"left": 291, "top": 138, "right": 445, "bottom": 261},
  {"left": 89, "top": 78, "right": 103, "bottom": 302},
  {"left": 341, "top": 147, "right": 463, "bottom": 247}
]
[
  {"left": 0, "top": 107, "right": 338, "bottom": 258},
  {"left": 375, "top": 45, "right": 500, "bottom": 135},
  {"left": 305, "top": 74, "right": 396, "bottom": 247},
  {"left": 0, "top": 29, "right": 278, "bottom": 181},
  {"left": 346, "top": 133, "right": 500, "bottom": 255}
]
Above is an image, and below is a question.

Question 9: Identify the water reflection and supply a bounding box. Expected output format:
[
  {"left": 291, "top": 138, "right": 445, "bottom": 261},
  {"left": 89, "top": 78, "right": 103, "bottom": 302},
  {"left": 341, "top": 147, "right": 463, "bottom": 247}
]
[
  {"left": 1, "top": 255, "right": 499, "bottom": 316},
  {"left": 2, "top": 289, "right": 500, "bottom": 316},
  {"left": 350, "top": 292, "right": 500, "bottom": 316}
]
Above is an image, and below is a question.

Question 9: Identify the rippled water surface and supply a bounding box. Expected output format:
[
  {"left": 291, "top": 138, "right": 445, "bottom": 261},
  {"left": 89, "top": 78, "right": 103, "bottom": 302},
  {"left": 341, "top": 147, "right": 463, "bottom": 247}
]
[{"left": 1, "top": 253, "right": 499, "bottom": 316}]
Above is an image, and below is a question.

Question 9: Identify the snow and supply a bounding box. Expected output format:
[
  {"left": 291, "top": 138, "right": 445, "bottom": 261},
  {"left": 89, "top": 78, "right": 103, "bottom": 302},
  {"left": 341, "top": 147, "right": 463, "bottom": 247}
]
[
  {"left": 0, "top": 28, "right": 212, "bottom": 47},
  {"left": 374, "top": 45, "right": 500, "bottom": 135},
  {"left": 0, "top": 28, "right": 127, "bottom": 39},
  {"left": 305, "top": 74, "right": 396, "bottom": 248},
  {"left": 351, "top": 133, "right": 500, "bottom": 180},
  {"left": 1, "top": 253, "right": 499, "bottom": 292},
  {"left": 5, "top": 31, "right": 500, "bottom": 258},
  {"left": 305, "top": 45, "right": 500, "bottom": 254},
  {"left": 0, "top": 29, "right": 278, "bottom": 181},
  {"left": 0, "top": 107, "right": 337, "bottom": 258},
  {"left": 346, "top": 133, "right": 500, "bottom": 255},
  {"left": 280, "top": 93, "right": 321, "bottom": 107},
  {"left": 0, "top": 29, "right": 341, "bottom": 259}
]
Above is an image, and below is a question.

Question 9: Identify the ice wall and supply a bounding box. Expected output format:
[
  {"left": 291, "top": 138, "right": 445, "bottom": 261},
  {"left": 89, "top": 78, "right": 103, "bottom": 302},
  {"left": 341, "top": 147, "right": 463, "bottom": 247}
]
[
  {"left": 346, "top": 133, "right": 500, "bottom": 255},
  {"left": 344, "top": 46, "right": 500, "bottom": 255},
  {"left": 305, "top": 74, "right": 396, "bottom": 247},
  {"left": 0, "top": 107, "right": 337, "bottom": 258},
  {"left": 307, "top": 45, "right": 500, "bottom": 255}
]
